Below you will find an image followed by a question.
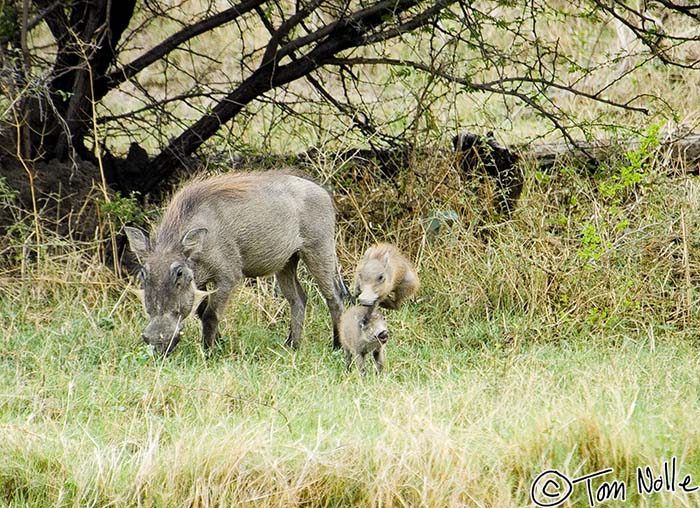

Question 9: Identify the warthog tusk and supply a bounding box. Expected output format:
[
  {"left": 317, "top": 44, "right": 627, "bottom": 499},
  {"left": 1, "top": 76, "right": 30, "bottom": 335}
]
[
  {"left": 129, "top": 287, "right": 146, "bottom": 312},
  {"left": 187, "top": 283, "right": 217, "bottom": 318}
]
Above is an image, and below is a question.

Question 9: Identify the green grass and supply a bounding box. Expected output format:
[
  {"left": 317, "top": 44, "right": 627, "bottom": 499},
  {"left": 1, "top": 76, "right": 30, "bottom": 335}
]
[
  {"left": 3, "top": 282, "right": 700, "bottom": 507},
  {"left": 3, "top": 125, "right": 700, "bottom": 506},
  {"left": 4, "top": 157, "right": 700, "bottom": 507}
]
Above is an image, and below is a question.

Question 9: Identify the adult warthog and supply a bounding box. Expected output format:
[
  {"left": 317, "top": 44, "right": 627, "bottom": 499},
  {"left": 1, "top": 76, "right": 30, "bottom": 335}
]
[{"left": 125, "top": 171, "right": 347, "bottom": 355}]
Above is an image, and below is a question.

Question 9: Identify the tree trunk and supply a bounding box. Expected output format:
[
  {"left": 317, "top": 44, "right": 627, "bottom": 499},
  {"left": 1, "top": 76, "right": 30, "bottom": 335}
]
[{"left": 26, "top": 0, "right": 136, "bottom": 160}]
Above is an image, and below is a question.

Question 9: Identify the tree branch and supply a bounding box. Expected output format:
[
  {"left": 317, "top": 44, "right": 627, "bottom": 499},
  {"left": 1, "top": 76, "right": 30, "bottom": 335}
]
[
  {"left": 329, "top": 56, "right": 650, "bottom": 114},
  {"left": 96, "top": 0, "right": 267, "bottom": 100},
  {"left": 592, "top": 0, "right": 700, "bottom": 69},
  {"left": 260, "top": 0, "right": 326, "bottom": 68},
  {"left": 254, "top": 2, "right": 399, "bottom": 146},
  {"left": 273, "top": 0, "right": 426, "bottom": 63},
  {"left": 96, "top": 91, "right": 226, "bottom": 124},
  {"left": 146, "top": 0, "right": 446, "bottom": 191}
]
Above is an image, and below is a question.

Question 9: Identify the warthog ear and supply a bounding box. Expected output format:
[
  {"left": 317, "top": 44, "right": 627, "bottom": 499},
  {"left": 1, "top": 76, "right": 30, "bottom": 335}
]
[
  {"left": 181, "top": 227, "right": 208, "bottom": 258},
  {"left": 124, "top": 226, "right": 150, "bottom": 261},
  {"left": 382, "top": 252, "right": 390, "bottom": 266}
]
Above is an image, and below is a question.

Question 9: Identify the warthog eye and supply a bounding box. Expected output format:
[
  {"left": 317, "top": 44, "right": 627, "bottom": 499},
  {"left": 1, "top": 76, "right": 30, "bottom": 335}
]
[
  {"left": 171, "top": 263, "right": 187, "bottom": 286},
  {"left": 377, "top": 273, "right": 385, "bottom": 283}
]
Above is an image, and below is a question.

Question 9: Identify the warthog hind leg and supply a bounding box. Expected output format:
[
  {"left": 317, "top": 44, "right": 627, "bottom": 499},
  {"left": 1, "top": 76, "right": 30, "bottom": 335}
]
[{"left": 276, "top": 253, "right": 308, "bottom": 349}]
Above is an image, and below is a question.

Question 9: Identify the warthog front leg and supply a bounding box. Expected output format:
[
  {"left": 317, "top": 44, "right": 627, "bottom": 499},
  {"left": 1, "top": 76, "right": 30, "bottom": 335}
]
[
  {"left": 373, "top": 347, "right": 385, "bottom": 373},
  {"left": 354, "top": 352, "right": 367, "bottom": 374},
  {"left": 197, "top": 277, "right": 235, "bottom": 349},
  {"left": 196, "top": 300, "right": 218, "bottom": 349}
]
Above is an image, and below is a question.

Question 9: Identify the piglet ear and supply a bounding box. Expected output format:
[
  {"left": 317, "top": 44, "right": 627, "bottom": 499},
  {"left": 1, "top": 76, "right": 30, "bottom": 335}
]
[
  {"left": 181, "top": 227, "right": 208, "bottom": 258},
  {"left": 124, "top": 226, "right": 150, "bottom": 262}
]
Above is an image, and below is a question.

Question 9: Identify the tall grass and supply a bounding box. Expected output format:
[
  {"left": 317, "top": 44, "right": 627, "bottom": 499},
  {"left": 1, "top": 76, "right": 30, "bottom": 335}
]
[{"left": 2, "top": 133, "right": 700, "bottom": 506}]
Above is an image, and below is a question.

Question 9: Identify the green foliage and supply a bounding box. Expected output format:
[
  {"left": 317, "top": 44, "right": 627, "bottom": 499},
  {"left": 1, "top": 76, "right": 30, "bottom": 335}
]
[
  {"left": 578, "top": 221, "right": 608, "bottom": 261},
  {"left": 598, "top": 124, "right": 660, "bottom": 205},
  {"left": 99, "top": 191, "right": 145, "bottom": 226},
  {"left": 0, "top": 175, "right": 18, "bottom": 204},
  {"left": 574, "top": 125, "right": 662, "bottom": 264},
  {"left": 0, "top": 2, "right": 18, "bottom": 40}
]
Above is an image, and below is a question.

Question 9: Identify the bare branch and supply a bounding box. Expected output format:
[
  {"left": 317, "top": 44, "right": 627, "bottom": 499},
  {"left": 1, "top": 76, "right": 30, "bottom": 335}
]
[
  {"left": 146, "top": 0, "right": 449, "bottom": 189},
  {"left": 592, "top": 0, "right": 700, "bottom": 69},
  {"left": 328, "top": 56, "right": 650, "bottom": 114},
  {"left": 96, "top": 91, "right": 227, "bottom": 124},
  {"left": 97, "top": 0, "right": 267, "bottom": 99},
  {"left": 260, "top": 0, "right": 326, "bottom": 67}
]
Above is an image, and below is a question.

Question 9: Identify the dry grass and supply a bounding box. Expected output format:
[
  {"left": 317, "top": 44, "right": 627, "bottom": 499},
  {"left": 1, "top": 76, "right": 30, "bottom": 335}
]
[{"left": 3, "top": 131, "right": 700, "bottom": 506}]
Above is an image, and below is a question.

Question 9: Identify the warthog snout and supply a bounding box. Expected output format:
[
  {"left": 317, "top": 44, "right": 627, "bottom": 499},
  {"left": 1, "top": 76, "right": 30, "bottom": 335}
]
[
  {"left": 143, "top": 333, "right": 181, "bottom": 355},
  {"left": 377, "top": 329, "right": 390, "bottom": 344},
  {"left": 357, "top": 289, "right": 379, "bottom": 307},
  {"left": 143, "top": 316, "right": 183, "bottom": 355},
  {"left": 359, "top": 299, "right": 378, "bottom": 307}
]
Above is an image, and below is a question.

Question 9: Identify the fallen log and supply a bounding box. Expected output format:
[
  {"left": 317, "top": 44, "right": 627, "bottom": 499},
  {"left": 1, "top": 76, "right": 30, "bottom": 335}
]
[{"left": 526, "top": 132, "right": 700, "bottom": 174}]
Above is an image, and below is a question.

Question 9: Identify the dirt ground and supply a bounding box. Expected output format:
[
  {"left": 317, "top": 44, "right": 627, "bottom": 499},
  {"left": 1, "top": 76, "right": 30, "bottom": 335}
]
[{"left": 0, "top": 138, "right": 106, "bottom": 241}]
